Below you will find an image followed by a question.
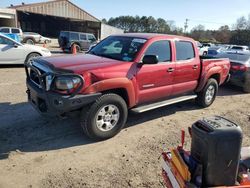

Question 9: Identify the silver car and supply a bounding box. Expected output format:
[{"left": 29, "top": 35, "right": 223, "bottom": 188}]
[
  {"left": 0, "top": 33, "right": 51, "bottom": 64},
  {"left": 23, "top": 32, "right": 52, "bottom": 45}
]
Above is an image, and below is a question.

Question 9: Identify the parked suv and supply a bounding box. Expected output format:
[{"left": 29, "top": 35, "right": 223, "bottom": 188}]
[
  {"left": 0, "top": 27, "right": 23, "bottom": 41},
  {"left": 58, "top": 31, "right": 97, "bottom": 53}
]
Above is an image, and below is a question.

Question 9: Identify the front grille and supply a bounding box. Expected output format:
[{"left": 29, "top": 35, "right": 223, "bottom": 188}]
[
  {"left": 26, "top": 61, "right": 52, "bottom": 90},
  {"left": 29, "top": 66, "right": 46, "bottom": 88}
]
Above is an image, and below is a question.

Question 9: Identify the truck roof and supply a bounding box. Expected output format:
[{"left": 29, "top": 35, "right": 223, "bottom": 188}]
[{"left": 111, "top": 33, "right": 193, "bottom": 41}]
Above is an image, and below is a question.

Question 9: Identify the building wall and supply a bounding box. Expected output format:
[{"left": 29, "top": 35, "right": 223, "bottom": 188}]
[
  {"left": 12, "top": 0, "right": 99, "bottom": 22},
  {"left": 101, "top": 23, "right": 124, "bottom": 40},
  {"left": 0, "top": 8, "right": 17, "bottom": 27}
]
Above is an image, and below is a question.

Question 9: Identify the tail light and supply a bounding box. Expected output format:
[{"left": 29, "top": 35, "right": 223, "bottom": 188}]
[{"left": 231, "top": 64, "right": 247, "bottom": 71}]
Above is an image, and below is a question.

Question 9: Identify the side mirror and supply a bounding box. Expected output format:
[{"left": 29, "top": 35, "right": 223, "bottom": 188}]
[
  {"left": 142, "top": 55, "right": 159, "bottom": 65},
  {"left": 13, "top": 43, "right": 19, "bottom": 48}
]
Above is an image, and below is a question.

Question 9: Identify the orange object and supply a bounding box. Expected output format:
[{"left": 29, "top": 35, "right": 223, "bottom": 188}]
[
  {"left": 170, "top": 160, "right": 186, "bottom": 188},
  {"left": 240, "top": 173, "right": 250, "bottom": 185},
  {"left": 171, "top": 149, "right": 191, "bottom": 182},
  {"left": 43, "top": 42, "right": 46, "bottom": 48},
  {"left": 72, "top": 44, "right": 77, "bottom": 54}
]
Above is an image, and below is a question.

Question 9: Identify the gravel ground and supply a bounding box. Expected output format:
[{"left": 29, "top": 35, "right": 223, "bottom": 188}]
[{"left": 0, "top": 66, "right": 249, "bottom": 188}]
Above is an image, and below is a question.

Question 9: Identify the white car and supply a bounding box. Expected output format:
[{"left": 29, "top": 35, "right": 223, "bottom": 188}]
[
  {"left": 196, "top": 42, "right": 214, "bottom": 56},
  {"left": 0, "top": 33, "right": 51, "bottom": 64}
]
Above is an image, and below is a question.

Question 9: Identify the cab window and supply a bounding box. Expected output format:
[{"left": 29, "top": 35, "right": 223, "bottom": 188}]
[
  {"left": 0, "top": 28, "right": 10, "bottom": 33},
  {"left": 11, "top": 28, "right": 20, "bottom": 34},
  {"left": 70, "top": 33, "right": 79, "bottom": 40},
  {"left": 175, "top": 41, "right": 195, "bottom": 61},
  {"left": 144, "top": 40, "right": 171, "bottom": 62}
]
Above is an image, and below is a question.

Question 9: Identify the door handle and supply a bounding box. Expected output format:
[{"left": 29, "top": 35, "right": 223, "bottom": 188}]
[
  {"left": 193, "top": 65, "right": 198, "bottom": 70},
  {"left": 167, "top": 67, "right": 175, "bottom": 72}
]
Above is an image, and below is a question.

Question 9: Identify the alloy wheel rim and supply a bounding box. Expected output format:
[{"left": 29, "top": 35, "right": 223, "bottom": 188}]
[
  {"left": 205, "top": 85, "right": 215, "bottom": 103},
  {"left": 28, "top": 55, "right": 39, "bottom": 63},
  {"left": 95, "top": 105, "right": 120, "bottom": 132}
]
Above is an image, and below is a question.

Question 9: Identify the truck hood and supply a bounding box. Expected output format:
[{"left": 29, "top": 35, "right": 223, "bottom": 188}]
[{"left": 40, "top": 54, "right": 127, "bottom": 73}]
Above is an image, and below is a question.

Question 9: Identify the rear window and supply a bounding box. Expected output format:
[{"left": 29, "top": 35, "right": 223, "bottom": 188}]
[
  {"left": 175, "top": 41, "right": 195, "bottom": 61},
  {"left": 0, "top": 28, "right": 10, "bottom": 33},
  {"left": 11, "top": 28, "right": 20, "bottom": 34},
  {"left": 70, "top": 33, "right": 79, "bottom": 41},
  {"left": 144, "top": 40, "right": 171, "bottom": 62}
]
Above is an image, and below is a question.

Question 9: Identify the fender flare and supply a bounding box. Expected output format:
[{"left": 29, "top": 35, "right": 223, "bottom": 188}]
[
  {"left": 84, "top": 78, "right": 136, "bottom": 108},
  {"left": 196, "top": 66, "right": 222, "bottom": 92}
]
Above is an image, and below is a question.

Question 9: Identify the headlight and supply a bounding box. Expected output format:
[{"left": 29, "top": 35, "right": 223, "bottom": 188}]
[{"left": 55, "top": 76, "right": 82, "bottom": 91}]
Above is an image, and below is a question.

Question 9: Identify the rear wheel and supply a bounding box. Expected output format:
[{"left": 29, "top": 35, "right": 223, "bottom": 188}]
[
  {"left": 25, "top": 53, "right": 41, "bottom": 64},
  {"left": 71, "top": 44, "right": 81, "bottom": 53},
  {"left": 196, "top": 78, "right": 218, "bottom": 107},
  {"left": 80, "top": 93, "right": 128, "bottom": 140},
  {"left": 203, "top": 51, "right": 207, "bottom": 56},
  {"left": 26, "top": 38, "right": 35, "bottom": 45}
]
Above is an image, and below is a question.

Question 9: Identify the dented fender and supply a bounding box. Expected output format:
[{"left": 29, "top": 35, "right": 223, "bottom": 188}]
[{"left": 83, "top": 78, "right": 136, "bottom": 108}]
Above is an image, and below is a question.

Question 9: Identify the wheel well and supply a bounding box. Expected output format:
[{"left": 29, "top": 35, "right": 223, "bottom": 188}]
[
  {"left": 25, "top": 52, "right": 42, "bottom": 63},
  {"left": 209, "top": 74, "right": 220, "bottom": 84},
  {"left": 102, "top": 88, "right": 129, "bottom": 105},
  {"left": 71, "top": 42, "right": 80, "bottom": 47},
  {"left": 24, "top": 37, "right": 35, "bottom": 42}
]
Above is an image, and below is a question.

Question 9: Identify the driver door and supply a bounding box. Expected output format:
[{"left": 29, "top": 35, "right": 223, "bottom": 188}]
[
  {"left": 136, "top": 40, "right": 175, "bottom": 104},
  {"left": 0, "top": 35, "right": 25, "bottom": 64}
]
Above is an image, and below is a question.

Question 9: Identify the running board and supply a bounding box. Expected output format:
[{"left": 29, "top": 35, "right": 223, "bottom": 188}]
[{"left": 131, "top": 95, "right": 197, "bottom": 113}]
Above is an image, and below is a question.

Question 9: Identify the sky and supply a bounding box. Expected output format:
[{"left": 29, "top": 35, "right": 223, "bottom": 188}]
[{"left": 1, "top": 0, "right": 250, "bottom": 31}]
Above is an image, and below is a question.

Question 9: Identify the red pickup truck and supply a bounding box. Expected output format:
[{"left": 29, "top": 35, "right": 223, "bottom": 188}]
[{"left": 25, "top": 33, "right": 230, "bottom": 139}]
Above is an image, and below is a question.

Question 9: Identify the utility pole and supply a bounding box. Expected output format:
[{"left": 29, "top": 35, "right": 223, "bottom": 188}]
[{"left": 184, "top": 19, "right": 189, "bottom": 34}]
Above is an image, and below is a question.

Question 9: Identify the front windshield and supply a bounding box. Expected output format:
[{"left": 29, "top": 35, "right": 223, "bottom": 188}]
[{"left": 88, "top": 36, "right": 147, "bottom": 62}]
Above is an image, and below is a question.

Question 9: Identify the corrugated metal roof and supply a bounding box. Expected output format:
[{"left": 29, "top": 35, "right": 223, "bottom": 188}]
[{"left": 10, "top": 0, "right": 100, "bottom": 22}]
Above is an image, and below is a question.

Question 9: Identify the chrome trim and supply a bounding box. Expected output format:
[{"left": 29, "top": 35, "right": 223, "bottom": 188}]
[{"left": 142, "top": 84, "right": 155, "bottom": 88}]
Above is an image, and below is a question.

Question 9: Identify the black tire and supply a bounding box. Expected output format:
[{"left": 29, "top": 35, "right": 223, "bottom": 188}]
[
  {"left": 196, "top": 78, "right": 218, "bottom": 107},
  {"left": 80, "top": 93, "right": 128, "bottom": 140},
  {"left": 44, "top": 40, "right": 49, "bottom": 44},
  {"left": 203, "top": 51, "right": 207, "bottom": 56},
  {"left": 71, "top": 44, "right": 81, "bottom": 53},
  {"left": 26, "top": 38, "right": 35, "bottom": 45},
  {"left": 25, "top": 53, "right": 41, "bottom": 64}
]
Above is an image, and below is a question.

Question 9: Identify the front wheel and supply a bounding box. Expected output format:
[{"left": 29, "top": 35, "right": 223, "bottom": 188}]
[
  {"left": 80, "top": 93, "right": 128, "bottom": 140},
  {"left": 196, "top": 78, "right": 218, "bottom": 107},
  {"left": 26, "top": 38, "right": 35, "bottom": 45},
  {"left": 25, "top": 53, "right": 41, "bottom": 64}
]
